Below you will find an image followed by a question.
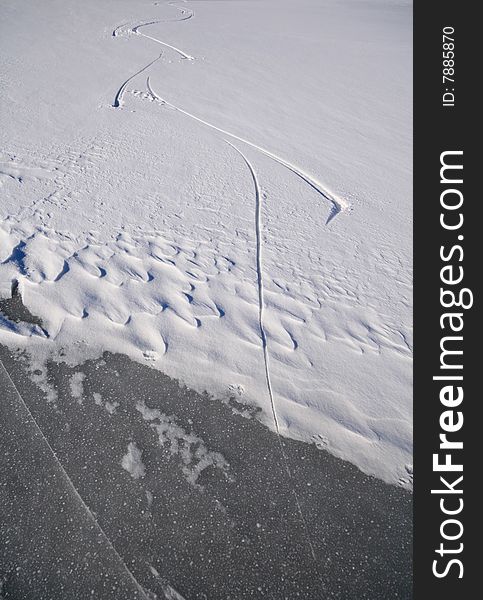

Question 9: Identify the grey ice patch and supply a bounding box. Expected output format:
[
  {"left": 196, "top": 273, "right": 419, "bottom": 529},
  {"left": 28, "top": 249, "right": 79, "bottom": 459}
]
[
  {"left": 0, "top": 279, "right": 46, "bottom": 334},
  {"left": 121, "top": 441, "right": 146, "bottom": 479},
  {"left": 136, "top": 401, "right": 230, "bottom": 487},
  {"left": 69, "top": 372, "right": 86, "bottom": 403}
]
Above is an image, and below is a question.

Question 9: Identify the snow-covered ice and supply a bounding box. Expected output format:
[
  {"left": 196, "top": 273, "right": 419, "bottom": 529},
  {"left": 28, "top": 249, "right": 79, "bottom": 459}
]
[{"left": 0, "top": 0, "right": 412, "bottom": 484}]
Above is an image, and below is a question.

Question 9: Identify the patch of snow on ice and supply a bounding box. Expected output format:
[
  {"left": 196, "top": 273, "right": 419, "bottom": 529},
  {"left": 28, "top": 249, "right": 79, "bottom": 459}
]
[
  {"left": 23, "top": 358, "right": 59, "bottom": 406},
  {"left": 69, "top": 372, "right": 86, "bottom": 403},
  {"left": 105, "top": 399, "right": 119, "bottom": 414},
  {"left": 121, "top": 441, "right": 146, "bottom": 479},
  {"left": 136, "top": 401, "right": 230, "bottom": 487},
  {"left": 93, "top": 391, "right": 119, "bottom": 414}
]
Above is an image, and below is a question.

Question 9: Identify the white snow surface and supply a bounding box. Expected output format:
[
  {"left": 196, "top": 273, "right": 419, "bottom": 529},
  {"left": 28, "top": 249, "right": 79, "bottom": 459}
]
[{"left": 0, "top": 0, "right": 412, "bottom": 484}]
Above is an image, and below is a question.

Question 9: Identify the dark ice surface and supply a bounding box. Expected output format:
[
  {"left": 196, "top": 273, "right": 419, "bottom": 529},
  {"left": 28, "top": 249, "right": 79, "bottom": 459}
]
[
  {"left": 0, "top": 345, "right": 412, "bottom": 600},
  {"left": 0, "top": 360, "right": 150, "bottom": 600}
]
